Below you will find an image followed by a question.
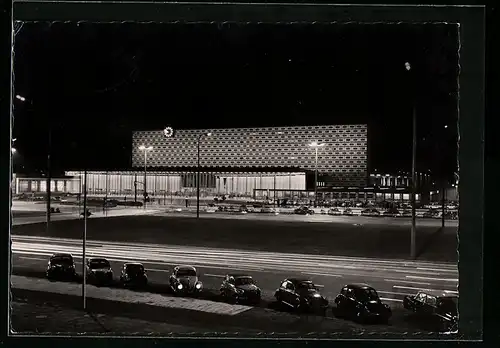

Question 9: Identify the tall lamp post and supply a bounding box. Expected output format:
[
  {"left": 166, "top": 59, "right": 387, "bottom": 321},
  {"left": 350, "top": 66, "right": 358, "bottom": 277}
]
[
  {"left": 406, "top": 62, "right": 418, "bottom": 260},
  {"left": 196, "top": 132, "right": 212, "bottom": 218},
  {"left": 308, "top": 141, "right": 326, "bottom": 207},
  {"left": 139, "top": 145, "right": 153, "bottom": 209}
]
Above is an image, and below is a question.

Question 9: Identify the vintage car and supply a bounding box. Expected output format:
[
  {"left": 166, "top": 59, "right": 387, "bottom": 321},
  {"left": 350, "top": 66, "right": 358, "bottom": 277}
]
[
  {"left": 274, "top": 278, "right": 329, "bottom": 314},
  {"left": 360, "top": 208, "right": 381, "bottom": 217},
  {"left": 169, "top": 265, "right": 203, "bottom": 295},
  {"left": 294, "top": 206, "right": 314, "bottom": 215},
  {"left": 403, "top": 290, "right": 458, "bottom": 331},
  {"left": 342, "top": 208, "right": 354, "bottom": 216},
  {"left": 422, "top": 209, "right": 438, "bottom": 218},
  {"left": 382, "top": 208, "right": 401, "bottom": 218},
  {"left": 120, "top": 262, "right": 148, "bottom": 288},
  {"left": 220, "top": 274, "right": 261, "bottom": 304},
  {"left": 334, "top": 283, "right": 392, "bottom": 323},
  {"left": 46, "top": 253, "right": 77, "bottom": 280},
  {"left": 328, "top": 208, "right": 342, "bottom": 216},
  {"left": 86, "top": 257, "right": 113, "bottom": 284},
  {"left": 401, "top": 209, "right": 413, "bottom": 217}
]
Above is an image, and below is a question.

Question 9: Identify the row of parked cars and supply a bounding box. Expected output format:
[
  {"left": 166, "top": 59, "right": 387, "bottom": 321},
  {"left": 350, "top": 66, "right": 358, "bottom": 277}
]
[{"left": 45, "top": 253, "right": 458, "bottom": 331}]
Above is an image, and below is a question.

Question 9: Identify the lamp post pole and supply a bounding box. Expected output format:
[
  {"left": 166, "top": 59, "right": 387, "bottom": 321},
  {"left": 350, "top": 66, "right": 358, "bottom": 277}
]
[
  {"left": 197, "top": 132, "right": 212, "bottom": 218},
  {"left": 139, "top": 145, "right": 153, "bottom": 209},
  {"left": 406, "top": 61, "right": 417, "bottom": 260},
  {"left": 82, "top": 169, "right": 87, "bottom": 310}
]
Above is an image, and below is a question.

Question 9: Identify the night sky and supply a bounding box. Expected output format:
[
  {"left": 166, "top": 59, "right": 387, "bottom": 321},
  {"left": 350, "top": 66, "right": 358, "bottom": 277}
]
[{"left": 13, "top": 22, "right": 459, "bottom": 182}]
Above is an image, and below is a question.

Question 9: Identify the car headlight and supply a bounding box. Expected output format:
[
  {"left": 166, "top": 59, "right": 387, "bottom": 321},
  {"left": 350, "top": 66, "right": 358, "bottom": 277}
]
[
  {"left": 195, "top": 282, "right": 202, "bottom": 290},
  {"left": 177, "top": 284, "right": 183, "bottom": 290},
  {"left": 313, "top": 293, "right": 321, "bottom": 298}
]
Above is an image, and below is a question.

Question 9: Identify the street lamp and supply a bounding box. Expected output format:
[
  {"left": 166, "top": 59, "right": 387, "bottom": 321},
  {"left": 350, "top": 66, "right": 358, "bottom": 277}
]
[
  {"left": 197, "top": 132, "right": 212, "bottom": 218},
  {"left": 139, "top": 145, "right": 153, "bottom": 209},
  {"left": 406, "top": 61, "right": 418, "bottom": 259},
  {"left": 308, "top": 141, "right": 326, "bottom": 206}
]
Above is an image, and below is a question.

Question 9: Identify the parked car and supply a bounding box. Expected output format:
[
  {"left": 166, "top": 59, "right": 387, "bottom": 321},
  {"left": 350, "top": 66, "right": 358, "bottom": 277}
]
[
  {"left": 294, "top": 206, "right": 314, "bottom": 215},
  {"left": 86, "top": 257, "right": 113, "bottom": 284},
  {"left": 382, "top": 208, "right": 401, "bottom": 218},
  {"left": 80, "top": 209, "right": 92, "bottom": 217},
  {"left": 50, "top": 207, "right": 61, "bottom": 214},
  {"left": 328, "top": 208, "right": 342, "bottom": 216},
  {"left": 46, "top": 253, "right": 77, "bottom": 280},
  {"left": 169, "top": 265, "right": 203, "bottom": 296},
  {"left": 342, "top": 208, "right": 354, "bottom": 216},
  {"left": 361, "top": 208, "right": 381, "bottom": 217},
  {"left": 260, "top": 206, "right": 278, "bottom": 214},
  {"left": 274, "top": 278, "right": 329, "bottom": 314},
  {"left": 401, "top": 209, "right": 413, "bottom": 217},
  {"left": 422, "top": 210, "right": 438, "bottom": 218},
  {"left": 220, "top": 274, "right": 261, "bottom": 304},
  {"left": 120, "top": 262, "right": 148, "bottom": 288},
  {"left": 334, "top": 283, "right": 392, "bottom": 323},
  {"left": 403, "top": 290, "right": 458, "bottom": 332}
]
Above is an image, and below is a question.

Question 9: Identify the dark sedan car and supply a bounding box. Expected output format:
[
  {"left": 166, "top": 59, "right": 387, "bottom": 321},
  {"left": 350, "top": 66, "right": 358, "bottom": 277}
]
[
  {"left": 361, "top": 208, "right": 381, "bottom": 217},
  {"left": 328, "top": 208, "right": 342, "bottom": 216},
  {"left": 220, "top": 274, "right": 261, "bottom": 304},
  {"left": 342, "top": 208, "right": 354, "bottom": 216},
  {"left": 169, "top": 265, "right": 203, "bottom": 296},
  {"left": 334, "top": 283, "right": 392, "bottom": 323},
  {"left": 46, "top": 253, "right": 77, "bottom": 280},
  {"left": 120, "top": 262, "right": 148, "bottom": 288},
  {"left": 275, "top": 278, "right": 329, "bottom": 314},
  {"left": 86, "top": 257, "right": 113, "bottom": 284},
  {"left": 403, "top": 290, "right": 458, "bottom": 332},
  {"left": 294, "top": 206, "right": 314, "bottom": 215}
]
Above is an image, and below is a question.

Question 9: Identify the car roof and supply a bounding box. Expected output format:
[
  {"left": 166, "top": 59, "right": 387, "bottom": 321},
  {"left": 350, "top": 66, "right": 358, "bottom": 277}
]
[
  {"left": 51, "top": 253, "right": 73, "bottom": 258},
  {"left": 176, "top": 265, "right": 196, "bottom": 271},
  {"left": 89, "top": 257, "right": 108, "bottom": 262},
  {"left": 418, "top": 290, "right": 459, "bottom": 299},
  {"left": 287, "top": 278, "right": 313, "bottom": 285},
  {"left": 345, "top": 283, "right": 374, "bottom": 290},
  {"left": 228, "top": 274, "right": 252, "bottom": 279},
  {"left": 124, "top": 262, "right": 144, "bottom": 267}
]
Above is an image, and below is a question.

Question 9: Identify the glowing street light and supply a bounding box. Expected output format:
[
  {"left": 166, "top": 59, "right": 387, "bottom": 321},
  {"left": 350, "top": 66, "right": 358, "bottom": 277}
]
[
  {"left": 15, "top": 95, "right": 26, "bottom": 102},
  {"left": 11, "top": 148, "right": 17, "bottom": 154},
  {"left": 308, "top": 141, "right": 326, "bottom": 206},
  {"left": 139, "top": 145, "right": 154, "bottom": 209}
]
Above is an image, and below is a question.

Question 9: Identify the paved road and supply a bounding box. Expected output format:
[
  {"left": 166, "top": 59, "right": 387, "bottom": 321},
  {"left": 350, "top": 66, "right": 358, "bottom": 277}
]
[
  {"left": 12, "top": 214, "right": 458, "bottom": 262},
  {"left": 11, "top": 235, "right": 457, "bottom": 304}
]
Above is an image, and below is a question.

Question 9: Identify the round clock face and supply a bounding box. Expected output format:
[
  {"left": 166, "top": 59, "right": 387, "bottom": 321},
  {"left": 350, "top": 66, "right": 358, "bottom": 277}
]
[{"left": 163, "top": 127, "right": 174, "bottom": 138}]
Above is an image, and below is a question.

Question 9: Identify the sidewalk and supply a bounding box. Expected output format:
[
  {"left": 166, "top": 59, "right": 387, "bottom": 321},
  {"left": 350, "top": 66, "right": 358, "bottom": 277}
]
[{"left": 11, "top": 299, "right": 206, "bottom": 335}]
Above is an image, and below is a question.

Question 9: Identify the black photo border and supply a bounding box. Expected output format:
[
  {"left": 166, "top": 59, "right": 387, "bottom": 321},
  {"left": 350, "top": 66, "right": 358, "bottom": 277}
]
[{"left": 3, "top": 0, "right": 485, "bottom": 346}]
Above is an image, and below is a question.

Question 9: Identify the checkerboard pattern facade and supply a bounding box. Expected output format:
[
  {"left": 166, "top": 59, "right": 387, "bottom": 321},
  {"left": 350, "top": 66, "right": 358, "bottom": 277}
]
[{"left": 132, "top": 124, "right": 368, "bottom": 186}]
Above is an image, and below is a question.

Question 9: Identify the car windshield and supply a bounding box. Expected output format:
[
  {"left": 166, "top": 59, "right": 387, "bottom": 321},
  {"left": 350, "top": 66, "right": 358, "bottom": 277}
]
[
  {"left": 235, "top": 277, "right": 254, "bottom": 286},
  {"left": 357, "top": 288, "right": 380, "bottom": 301},
  {"left": 126, "top": 264, "right": 145, "bottom": 274},
  {"left": 297, "top": 282, "right": 316, "bottom": 291},
  {"left": 51, "top": 256, "right": 73, "bottom": 265},
  {"left": 89, "top": 259, "right": 110, "bottom": 269},
  {"left": 438, "top": 298, "right": 458, "bottom": 315},
  {"left": 177, "top": 269, "right": 196, "bottom": 277}
]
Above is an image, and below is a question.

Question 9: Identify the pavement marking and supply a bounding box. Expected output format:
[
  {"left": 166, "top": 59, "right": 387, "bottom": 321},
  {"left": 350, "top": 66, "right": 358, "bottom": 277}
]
[
  {"left": 393, "top": 285, "right": 459, "bottom": 294},
  {"left": 384, "top": 279, "right": 432, "bottom": 286},
  {"left": 416, "top": 267, "right": 458, "bottom": 273},
  {"left": 305, "top": 272, "right": 343, "bottom": 278},
  {"left": 406, "top": 275, "right": 458, "bottom": 282},
  {"left": 146, "top": 268, "right": 171, "bottom": 273},
  {"left": 11, "top": 275, "right": 252, "bottom": 316},
  {"left": 204, "top": 274, "right": 225, "bottom": 278},
  {"left": 378, "top": 290, "right": 413, "bottom": 297},
  {"left": 380, "top": 297, "right": 403, "bottom": 303},
  {"left": 18, "top": 256, "right": 46, "bottom": 261}
]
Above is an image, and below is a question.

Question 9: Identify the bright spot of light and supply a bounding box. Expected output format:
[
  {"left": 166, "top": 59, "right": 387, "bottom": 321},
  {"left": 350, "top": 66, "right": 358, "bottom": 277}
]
[
  {"left": 444, "top": 125, "right": 448, "bottom": 129},
  {"left": 15, "top": 95, "right": 26, "bottom": 102},
  {"left": 405, "top": 62, "right": 411, "bottom": 71}
]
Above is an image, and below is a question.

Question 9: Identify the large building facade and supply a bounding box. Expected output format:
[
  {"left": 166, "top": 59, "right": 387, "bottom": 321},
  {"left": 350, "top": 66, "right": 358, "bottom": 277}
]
[{"left": 131, "top": 124, "right": 368, "bottom": 187}]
